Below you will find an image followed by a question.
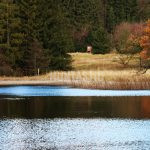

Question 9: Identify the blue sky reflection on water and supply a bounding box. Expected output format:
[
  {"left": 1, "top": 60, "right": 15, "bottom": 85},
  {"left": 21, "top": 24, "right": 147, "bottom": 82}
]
[{"left": 0, "top": 86, "right": 150, "bottom": 96}]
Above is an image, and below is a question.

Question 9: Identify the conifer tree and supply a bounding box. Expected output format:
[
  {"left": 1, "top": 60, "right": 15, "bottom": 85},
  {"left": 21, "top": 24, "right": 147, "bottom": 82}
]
[
  {"left": 105, "top": 0, "right": 139, "bottom": 32},
  {"left": 38, "top": 0, "right": 73, "bottom": 70},
  {"left": 0, "top": 0, "right": 23, "bottom": 74},
  {"left": 106, "top": 6, "right": 115, "bottom": 33},
  {"left": 18, "top": 0, "right": 47, "bottom": 75}
]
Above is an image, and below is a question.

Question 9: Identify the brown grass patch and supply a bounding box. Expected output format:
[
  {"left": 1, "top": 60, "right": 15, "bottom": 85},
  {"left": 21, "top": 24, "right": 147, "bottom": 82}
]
[{"left": 0, "top": 70, "right": 150, "bottom": 90}]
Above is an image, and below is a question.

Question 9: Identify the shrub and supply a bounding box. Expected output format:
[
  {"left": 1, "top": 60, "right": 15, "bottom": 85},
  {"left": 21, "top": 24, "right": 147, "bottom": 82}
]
[
  {"left": 140, "top": 19, "right": 150, "bottom": 59},
  {"left": 113, "top": 22, "right": 144, "bottom": 66},
  {"left": 114, "top": 22, "right": 144, "bottom": 54}
]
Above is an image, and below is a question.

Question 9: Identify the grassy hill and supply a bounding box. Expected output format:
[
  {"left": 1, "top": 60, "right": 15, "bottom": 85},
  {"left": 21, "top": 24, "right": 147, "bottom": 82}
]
[{"left": 70, "top": 53, "right": 139, "bottom": 70}]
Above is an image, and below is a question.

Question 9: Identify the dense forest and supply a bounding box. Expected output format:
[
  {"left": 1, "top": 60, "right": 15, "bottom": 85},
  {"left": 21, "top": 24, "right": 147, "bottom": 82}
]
[{"left": 0, "top": 0, "right": 150, "bottom": 75}]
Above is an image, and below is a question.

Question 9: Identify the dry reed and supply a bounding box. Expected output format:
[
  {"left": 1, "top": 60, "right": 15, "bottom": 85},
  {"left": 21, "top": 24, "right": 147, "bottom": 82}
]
[{"left": 1, "top": 70, "right": 150, "bottom": 90}]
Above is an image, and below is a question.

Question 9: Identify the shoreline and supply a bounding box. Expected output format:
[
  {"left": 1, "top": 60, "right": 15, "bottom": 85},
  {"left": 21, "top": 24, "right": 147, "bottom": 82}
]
[
  {"left": 0, "top": 69, "right": 150, "bottom": 90},
  {"left": 0, "top": 79, "right": 150, "bottom": 90}
]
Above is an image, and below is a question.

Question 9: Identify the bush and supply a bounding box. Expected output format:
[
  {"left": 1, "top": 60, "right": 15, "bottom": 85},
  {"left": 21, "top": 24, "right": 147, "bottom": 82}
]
[
  {"left": 113, "top": 22, "right": 144, "bottom": 66},
  {"left": 114, "top": 22, "right": 144, "bottom": 54},
  {"left": 140, "top": 19, "right": 150, "bottom": 59}
]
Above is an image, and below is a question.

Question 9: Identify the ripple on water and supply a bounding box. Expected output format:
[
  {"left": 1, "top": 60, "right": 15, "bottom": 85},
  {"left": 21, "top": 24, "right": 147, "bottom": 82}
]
[{"left": 0, "top": 119, "right": 150, "bottom": 150}]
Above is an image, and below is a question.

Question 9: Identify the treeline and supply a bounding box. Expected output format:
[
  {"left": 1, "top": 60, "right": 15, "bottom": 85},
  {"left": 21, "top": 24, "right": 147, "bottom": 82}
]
[{"left": 0, "top": 0, "right": 149, "bottom": 75}]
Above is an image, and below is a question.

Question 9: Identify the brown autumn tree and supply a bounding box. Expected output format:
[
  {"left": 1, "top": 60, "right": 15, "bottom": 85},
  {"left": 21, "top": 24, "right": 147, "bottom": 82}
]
[
  {"left": 140, "top": 19, "right": 150, "bottom": 59},
  {"left": 114, "top": 22, "right": 143, "bottom": 66},
  {"left": 139, "top": 19, "right": 150, "bottom": 72}
]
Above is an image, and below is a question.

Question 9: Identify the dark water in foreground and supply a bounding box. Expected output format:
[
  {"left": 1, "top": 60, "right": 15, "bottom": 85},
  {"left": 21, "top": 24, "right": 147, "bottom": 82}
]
[{"left": 0, "top": 86, "right": 150, "bottom": 150}]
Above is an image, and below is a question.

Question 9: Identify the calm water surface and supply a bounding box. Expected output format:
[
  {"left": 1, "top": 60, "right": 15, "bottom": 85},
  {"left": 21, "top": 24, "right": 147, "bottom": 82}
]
[{"left": 0, "top": 86, "right": 150, "bottom": 150}]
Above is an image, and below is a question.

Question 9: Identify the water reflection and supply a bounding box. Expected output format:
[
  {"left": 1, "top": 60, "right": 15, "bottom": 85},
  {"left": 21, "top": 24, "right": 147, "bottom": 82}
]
[
  {"left": 0, "top": 119, "right": 150, "bottom": 150},
  {"left": 0, "top": 96, "right": 150, "bottom": 119},
  {"left": 141, "top": 97, "right": 150, "bottom": 118},
  {"left": 1, "top": 86, "right": 150, "bottom": 149},
  {"left": 0, "top": 86, "right": 150, "bottom": 96}
]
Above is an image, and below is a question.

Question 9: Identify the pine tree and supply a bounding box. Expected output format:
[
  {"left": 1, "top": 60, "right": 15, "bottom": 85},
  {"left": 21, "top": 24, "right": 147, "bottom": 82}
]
[
  {"left": 38, "top": 0, "right": 73, "bottom": 70},
  {"left": 0, "top": 0, "right": 23, "bottom": 75},
  {"left": 124, "top": 0, "right": 138, "bottom": 21},
  {"left": 106, "top": 6, "right": 115, "bottom": 33},
  {"left": 18, "top": 0, "right": 47, "bottom": 75}
]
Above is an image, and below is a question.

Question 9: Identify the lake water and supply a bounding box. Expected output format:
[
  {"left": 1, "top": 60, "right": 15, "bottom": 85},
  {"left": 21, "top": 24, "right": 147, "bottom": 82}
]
[{"left": 0, "top": 86, "right": 150, "bottom": 150}]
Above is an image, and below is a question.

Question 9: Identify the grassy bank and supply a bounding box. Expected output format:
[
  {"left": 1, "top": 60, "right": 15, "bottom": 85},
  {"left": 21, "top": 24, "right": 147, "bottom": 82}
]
[
  {"left": 70, "top": 53, "right": 139, "bottom": 70},
  {"left": 0, "top": 53, "right": 150, "bottom": 90}
]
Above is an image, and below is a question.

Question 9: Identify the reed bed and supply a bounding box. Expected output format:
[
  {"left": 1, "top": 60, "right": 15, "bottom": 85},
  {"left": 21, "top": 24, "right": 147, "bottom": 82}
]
[{"left": 1, "top": 70, "right": 150, "bottom": 90}]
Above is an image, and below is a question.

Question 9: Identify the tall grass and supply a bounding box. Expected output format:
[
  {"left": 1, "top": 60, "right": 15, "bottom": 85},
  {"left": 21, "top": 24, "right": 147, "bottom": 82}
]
[
  {"left": 1, "top": 70, "right": 150, "bottom": 90},
  {"left": 46, "top": 70, "right": 150, "bottom": 90}
]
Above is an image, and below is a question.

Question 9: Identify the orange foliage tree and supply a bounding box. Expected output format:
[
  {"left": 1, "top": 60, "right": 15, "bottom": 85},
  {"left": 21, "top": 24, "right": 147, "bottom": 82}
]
[
  {"left": 140, "top": 19, "right": 150, "bottom": 59},
  {"left": 113, "top": 22, "right": 143, "bottom": 66}
]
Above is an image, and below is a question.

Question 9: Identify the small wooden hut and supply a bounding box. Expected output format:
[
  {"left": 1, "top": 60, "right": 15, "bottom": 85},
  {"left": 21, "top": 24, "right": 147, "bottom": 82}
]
[{"left": 87, "top": 45, "right": 92, "bottom": 53}]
